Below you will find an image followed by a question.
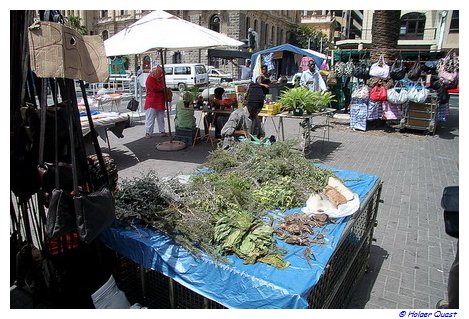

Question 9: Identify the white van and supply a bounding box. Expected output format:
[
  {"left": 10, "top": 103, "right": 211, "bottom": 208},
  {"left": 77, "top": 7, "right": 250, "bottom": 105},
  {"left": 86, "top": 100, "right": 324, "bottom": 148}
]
[{"left": 163, "top": 63, "right": 208, "bottom": 91}]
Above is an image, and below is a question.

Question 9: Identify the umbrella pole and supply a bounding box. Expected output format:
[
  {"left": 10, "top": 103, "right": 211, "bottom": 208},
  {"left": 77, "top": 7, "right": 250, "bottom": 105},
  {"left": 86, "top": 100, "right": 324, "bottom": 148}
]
[
  {"left": 160, "top": 49, "right": 173, "bottom": 141},
  {"left": 155, "top": 48, "right": 186, "bottom": 151}
]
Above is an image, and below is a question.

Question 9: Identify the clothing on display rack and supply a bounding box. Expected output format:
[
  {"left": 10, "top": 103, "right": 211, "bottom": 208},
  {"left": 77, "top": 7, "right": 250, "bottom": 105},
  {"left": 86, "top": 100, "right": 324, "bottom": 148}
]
[
  {"left": 350, "top": 98, "right": 368, "bottom": 131},
  {"left": 367, "top": 100, "right": 382, "bottom": 120}
]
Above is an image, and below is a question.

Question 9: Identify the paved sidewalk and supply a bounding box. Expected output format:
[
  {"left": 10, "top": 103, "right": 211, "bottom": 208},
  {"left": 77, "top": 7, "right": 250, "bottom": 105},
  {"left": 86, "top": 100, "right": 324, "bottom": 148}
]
[{"left": 102, "top": 95, "right": 459, "bottom": 309}]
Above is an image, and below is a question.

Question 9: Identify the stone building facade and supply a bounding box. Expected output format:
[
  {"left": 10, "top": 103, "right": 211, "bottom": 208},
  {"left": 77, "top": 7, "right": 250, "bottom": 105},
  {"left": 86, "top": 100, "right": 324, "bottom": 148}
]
[{"left": 63, "top": 10, "right": 301, "bottom": 77}]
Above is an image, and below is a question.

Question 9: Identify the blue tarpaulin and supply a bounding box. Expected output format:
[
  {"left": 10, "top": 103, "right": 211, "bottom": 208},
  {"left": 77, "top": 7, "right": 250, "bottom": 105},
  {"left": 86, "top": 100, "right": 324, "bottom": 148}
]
[{"left": 100, "top": 167, "right": 379, "bottom": 309}]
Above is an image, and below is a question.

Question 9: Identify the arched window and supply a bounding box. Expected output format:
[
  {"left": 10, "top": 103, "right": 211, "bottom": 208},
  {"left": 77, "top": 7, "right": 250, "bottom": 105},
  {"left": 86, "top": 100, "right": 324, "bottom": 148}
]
[
  {"left": 173, "top": 51, "right": 182, "bottom": 64},
  {"left": 101, "top": 10, "right": 108, "bottom": 18},
  {"left": 254, "top": 19, "right": 258, "bottom": 32},
  {"left": 280, "top": 29, "right": 284, "bottom": 43},
  {"left": 264, "top": 23, "right": 269, "bottom": 46},
  {"left": 209, "top": 14, "right": 220, "bottom": 33},
  {"left": 102, "top": 30, "right": 108, "bottom": 40},
  {"left": 399, "top": 12, "right": 426, "bottom": 40}
]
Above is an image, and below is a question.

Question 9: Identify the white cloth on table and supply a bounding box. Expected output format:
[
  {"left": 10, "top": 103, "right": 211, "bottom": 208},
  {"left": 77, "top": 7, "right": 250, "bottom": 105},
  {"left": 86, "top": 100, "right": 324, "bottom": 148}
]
[{"left": 80, "top": 112, "right": 129, "bottom": 136}]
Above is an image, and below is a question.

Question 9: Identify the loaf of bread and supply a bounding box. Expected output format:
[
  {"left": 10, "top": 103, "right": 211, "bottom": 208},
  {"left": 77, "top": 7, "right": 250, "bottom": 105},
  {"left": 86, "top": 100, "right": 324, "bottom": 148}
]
[
  {"left": 327, "top": 177, "right": 354, "bottom": 201},
  {"left": 324, "top": 186, "right": 347, "bottom": 207}
]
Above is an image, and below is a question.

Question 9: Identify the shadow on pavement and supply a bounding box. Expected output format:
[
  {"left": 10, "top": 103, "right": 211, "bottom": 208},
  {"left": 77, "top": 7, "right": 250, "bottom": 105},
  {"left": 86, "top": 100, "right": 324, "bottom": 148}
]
[
  {"left": 347, "top": 244, "right": 389, "bottom": 308},
  {"left": 436, "top": 106, "right": 459, "bottom": 140},
  {"left": 306, "top": 140, "right": 342, "bottom": 162},
  {"left": 122, "top": 136, "right": 215, "bottom": 166}
]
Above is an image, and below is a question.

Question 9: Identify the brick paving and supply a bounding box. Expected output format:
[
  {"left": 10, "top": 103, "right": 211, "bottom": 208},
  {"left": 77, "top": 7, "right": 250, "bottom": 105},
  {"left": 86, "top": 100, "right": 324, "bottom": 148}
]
[{"left": 102, "top": 94, "right": 459, "bottom": 309}]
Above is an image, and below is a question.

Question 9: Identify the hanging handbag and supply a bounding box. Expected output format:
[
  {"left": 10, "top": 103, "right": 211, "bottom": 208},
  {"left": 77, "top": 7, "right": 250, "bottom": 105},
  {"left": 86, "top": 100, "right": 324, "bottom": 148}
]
[
  {"left": 407, "top": 56, "right": 421, "bottom": 81},
  {"left": 35, "top": 79, "right": 77, "bottom": 238},
  {"left": 333, "top": 61, "right": 345, "bottom": 77},
  {"left": 369, "top": 83, "right": 387, "bottom": 102},
  {"left": 326, "top": 71, "right": 337, "bottom": 86},
  {"left": 389, "top": 54, "right": 406, "bottom": 81},
  {"left": 438, "top": 51, "right": 459, "bottom": 87},
  {"left": 369, "top": 54, "right": 390, "bottom": 79},
  {"left": 343, "top": 51, "right": 354, "bottom": 78},
  {"left": 351, "top": 84, "right": 370, "bottom": 100},
  {"left": 387, "top": 81, "right": 409, "bottom": 104},
  {"left": 353, "top": 53, "right": 371, "bottom": 80},
  {"left": 126, "top": 98, "right": 139, "bottom": 111},
  {"left": 407, "top": 78, "right": 429, "bottom": 103},
  {"left": 70, "top": 81, "right": 116, "bottom": 244}
]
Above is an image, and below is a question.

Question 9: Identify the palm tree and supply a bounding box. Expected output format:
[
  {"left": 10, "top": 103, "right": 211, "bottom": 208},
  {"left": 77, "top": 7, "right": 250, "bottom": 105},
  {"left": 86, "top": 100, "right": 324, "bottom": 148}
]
[
  {"left": 65, "top": 15, "right": 88, "bottom": 35},
  {"left": 371, "top": 10, "right": 401, "bottom": 61}
]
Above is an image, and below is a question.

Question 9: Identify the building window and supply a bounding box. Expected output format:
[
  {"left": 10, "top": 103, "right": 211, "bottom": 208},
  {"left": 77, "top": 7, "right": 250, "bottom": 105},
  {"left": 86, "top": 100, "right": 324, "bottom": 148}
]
[
  {"left": 209, "top": 15, "right": 220, "bottom": 33},
  {"left": 449, "top": 10, "right": 459, "bottom": 33},
  {"left": 271, "top": 25, "right": 275, "bottom": 44},
  {"left": 280, "top": 29, "right": 284, "bottom": 43},
  {"left": 246, "top": 17, "right": 250, "bottom": 37},
  {"left": 101, "top": 10, "right": 108, "bottom": 18},
  {"left": 399, "top": 12, "right": 426, "bottom": 40},
  {"left": 120, "top": 10, "right": 128, "bottom": 16},
  {"left": 102, "top": 30, "right": 108, "bottom": 40},
  {"left": 254, "top": 19, "right": 258, "bottom": 32},
  {"left": 173, "top": 51, "right": 182, "bottom": 63},
  {"left": 264, "top": 23, "right": 269, "bottom": 46}
]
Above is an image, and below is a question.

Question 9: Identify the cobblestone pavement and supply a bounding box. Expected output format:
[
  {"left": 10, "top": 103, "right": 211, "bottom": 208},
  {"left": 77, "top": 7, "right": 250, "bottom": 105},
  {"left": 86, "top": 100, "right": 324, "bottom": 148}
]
[{"left": 103, "top": 94, "right": 459, "bottom": 309}]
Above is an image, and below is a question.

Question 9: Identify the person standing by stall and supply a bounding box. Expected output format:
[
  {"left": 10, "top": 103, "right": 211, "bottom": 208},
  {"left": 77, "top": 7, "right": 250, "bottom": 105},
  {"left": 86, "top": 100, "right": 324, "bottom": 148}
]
[
  {"left": 300, "top": 60, "right": 326, "bottom": 92},
  {"left": 231, "top": 59, "right": 252, "bottom": 80},
  {"left": 144, "top": 65, "right": 167, "bottom": 138}
]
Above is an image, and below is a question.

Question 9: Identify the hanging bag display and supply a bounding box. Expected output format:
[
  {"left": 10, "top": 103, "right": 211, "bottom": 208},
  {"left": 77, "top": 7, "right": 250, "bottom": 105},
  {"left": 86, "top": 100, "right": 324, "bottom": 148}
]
[
  {"left": 407, "top": 78, "right": 429, "bottom": 103},
  {"left": 389, "top": 54, "right": 406, "bottom": 81},
  {"left": 71, "top": 81, "right": 116, "bottom": 244},
  {"left": 326, "top": 70, "right": 337, "bottom": 86},
  {"left": 407, "top": 56, "right": 422, "bottom": 81},
  {"left": 369, "top": 82, "right": 387, "bottom": 102},
  {"left": 387, "top": 81, "right": 408, "bottom": 104},
  {"left": 369, "top": 54, "right": 390, "bottom": 79}
]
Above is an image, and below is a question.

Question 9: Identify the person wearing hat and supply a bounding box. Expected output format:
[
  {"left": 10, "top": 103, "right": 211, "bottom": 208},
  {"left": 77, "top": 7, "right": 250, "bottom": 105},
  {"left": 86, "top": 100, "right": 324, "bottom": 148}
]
[
  {"left": 175, "top": 91, "right": 196, "bottom": 130},
  {"left": 221, "top": 79, "right": 265, "bottom": 143}
]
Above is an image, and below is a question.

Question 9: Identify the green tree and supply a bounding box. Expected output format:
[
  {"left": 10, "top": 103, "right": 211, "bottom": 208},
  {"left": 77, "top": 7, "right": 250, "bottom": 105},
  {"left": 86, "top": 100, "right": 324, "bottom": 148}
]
[
  {"left": 65, "top": 15, "right": 88, "bottom": 35},
  {"left": 291, "top": 25, "right": 331, "bottom": 52}
]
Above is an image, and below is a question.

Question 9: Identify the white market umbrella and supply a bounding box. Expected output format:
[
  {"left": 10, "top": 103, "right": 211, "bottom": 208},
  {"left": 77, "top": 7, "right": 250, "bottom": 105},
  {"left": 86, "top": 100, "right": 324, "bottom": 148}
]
[
  {"left": 104, "top": 10, "right": 244, "bottom": 150},
  {"left": 104, "top": 10, "right": 244, "bottom": 56}
]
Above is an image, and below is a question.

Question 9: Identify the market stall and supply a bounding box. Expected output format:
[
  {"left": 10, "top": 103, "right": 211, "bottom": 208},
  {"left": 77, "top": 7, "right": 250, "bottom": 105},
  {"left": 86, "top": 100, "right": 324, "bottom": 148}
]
[{"left": 100, "top": 166, "right": 382, "bottom": 309}]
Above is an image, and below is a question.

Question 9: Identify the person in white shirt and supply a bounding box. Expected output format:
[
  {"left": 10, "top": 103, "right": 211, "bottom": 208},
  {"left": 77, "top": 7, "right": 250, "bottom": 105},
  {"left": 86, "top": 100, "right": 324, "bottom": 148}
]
[
  {"left": 300, "top": 60, "right": 327, "bottom": 92},
  {"left": 231, "top": 59, "right": 252, "bottom": 80}
]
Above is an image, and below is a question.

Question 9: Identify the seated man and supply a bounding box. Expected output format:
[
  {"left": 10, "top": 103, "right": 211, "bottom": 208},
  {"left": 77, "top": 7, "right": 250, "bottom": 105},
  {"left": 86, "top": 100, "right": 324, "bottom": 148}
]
[
  {"left": 175, "top": 91, "right": 196, "bottom": 130},
  {"left": 221, "top": 80, "right": 265, "bottom": 148},
  {"left": 204, "top": 87, "right": 227, "bottom": 138}
]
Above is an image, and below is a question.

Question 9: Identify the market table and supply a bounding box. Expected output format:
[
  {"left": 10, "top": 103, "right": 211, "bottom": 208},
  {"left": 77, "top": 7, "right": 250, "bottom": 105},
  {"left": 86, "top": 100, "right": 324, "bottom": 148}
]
[
  {"left": 261, "top": 109, "right": 335, "bottom": 153},
  {"left": 80, "top": 112, "right": 130, "bottom": 151},
  {"left": 99, "top": 166, "right": 382, "bottom": 309},
  {"left": 192, "top": 107, "right": 233, "bottom": 147}
]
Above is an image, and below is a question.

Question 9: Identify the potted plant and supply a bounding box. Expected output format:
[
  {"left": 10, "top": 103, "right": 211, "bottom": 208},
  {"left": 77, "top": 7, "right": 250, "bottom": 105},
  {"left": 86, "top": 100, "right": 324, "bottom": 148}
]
[
  {"left": 304, "top": 91, "right": 337, "bottom": 114},
  {"left": 278, "top": 87, "right": 312, "bottom": 116}
]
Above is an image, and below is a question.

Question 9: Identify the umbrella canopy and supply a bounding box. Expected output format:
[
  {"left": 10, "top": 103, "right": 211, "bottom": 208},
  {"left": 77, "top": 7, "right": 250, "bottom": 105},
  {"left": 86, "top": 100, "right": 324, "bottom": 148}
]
[{"left": 104, "top": 10, "right": 244, "bottom": 56}]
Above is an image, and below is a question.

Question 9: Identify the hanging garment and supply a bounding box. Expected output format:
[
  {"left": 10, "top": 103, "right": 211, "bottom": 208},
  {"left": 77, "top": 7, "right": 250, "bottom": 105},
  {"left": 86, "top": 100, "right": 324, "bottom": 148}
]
[
  {"left": 263, "top": 53, "right": 275, "bottom": 72},
  {"left": 350, "top": 99, "right": 368, "bottom": 131}
]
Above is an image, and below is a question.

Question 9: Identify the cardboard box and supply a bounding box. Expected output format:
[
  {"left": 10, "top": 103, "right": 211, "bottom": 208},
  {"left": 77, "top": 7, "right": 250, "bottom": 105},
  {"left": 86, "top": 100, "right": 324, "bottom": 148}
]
[{"left": 29, "top": 21, "right": 109, "bottom": 82}]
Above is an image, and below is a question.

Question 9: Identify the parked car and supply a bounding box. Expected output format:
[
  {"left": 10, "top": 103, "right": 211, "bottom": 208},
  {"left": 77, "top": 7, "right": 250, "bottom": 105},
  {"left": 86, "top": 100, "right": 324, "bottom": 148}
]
[
  {"left": 207, "top": 66, "right": 233, "bottom": 84},
  {"left": 163, "top": 63, "right": 209, "bottom": 91}
]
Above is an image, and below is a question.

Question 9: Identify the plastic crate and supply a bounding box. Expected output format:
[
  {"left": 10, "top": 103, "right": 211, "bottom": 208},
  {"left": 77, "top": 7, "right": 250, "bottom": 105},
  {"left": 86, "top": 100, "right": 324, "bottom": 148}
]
[{"left": 174, "top": 128, "right": 200, "bottom": 144}]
